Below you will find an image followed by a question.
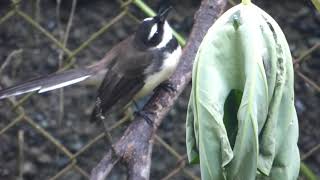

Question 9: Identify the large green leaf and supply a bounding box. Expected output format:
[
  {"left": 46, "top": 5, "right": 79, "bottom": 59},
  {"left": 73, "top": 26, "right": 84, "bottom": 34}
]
[{"left": 186, "top": 3, "right": 300, "bottom": 180}]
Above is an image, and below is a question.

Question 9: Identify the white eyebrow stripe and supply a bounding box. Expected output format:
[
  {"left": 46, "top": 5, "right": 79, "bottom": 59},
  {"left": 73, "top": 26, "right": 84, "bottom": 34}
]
[
  {"left": 156, "top": 22, "right": 172, "bottom": 49},
  {"left": 148, "top": 24, "right": 158, "bottom": 40},
  {"left": 143, "top": 17, "right": 153, "bottom": 22}
]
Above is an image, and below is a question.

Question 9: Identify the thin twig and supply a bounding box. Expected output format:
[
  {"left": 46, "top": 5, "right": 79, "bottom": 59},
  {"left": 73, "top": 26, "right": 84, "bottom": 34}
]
[
  {"left": 293, "top": 43, "right": 320, "bottom": 64},
  {"left": 74, "top": 165, "right": 91, "bottom": 179},
  {"left": 155, "top": 136, "right": 198, "bottom": 179},
  {"left": 64, "top": 10, "right": 127, "bottom": 64},
  {"left": 0, "top": 115, "right": 24, "bottom": 136},
  {"left": 161, "top": 159, "right": 186, "bottom": 180},
  {"left": 8, "top": 0, "right": 22, "bottom": 10},
  {"left": 23, "top": 116, "right": 74, "bottom": 158},
  {"left": 31, "top": 0, "right": 41, "bottom": 43},
  {"left": 0, "top": 49, "right": 23, "bottom": 76},
  {"left": 155, "top": 135, "right": 182, "bottom": 159},
  {"left": 0, "top": 10, "right": 15, "bottom": 26},
  {"left": 55, "top": 0, "right": 64, "bottom": 174},
  {"left": 17, "top": 10, "right": 72, "bottom": 55},
  {"left": 302, "top": 144, "right": 320, "bottom": 161},
  {"left": 71, "top": 115, "right": 130, "bottom": 160},
  {"left": 296, "top": 70, "right": 320, "bottom": 92},
  {"left": 18, "top": 130, "right": 24, "bottom": 180},
  {"left": 57, "top": 0, "right": 77, "bottom": 125},
  {"left": 61, "top": 0, "right": 77, "bottom": 47},
  {"left": 49, "top": 161, "right": 75, "bottom": 180},
  {"left": 56, "top": 0, "right": 63, "bottom": 124},
  {"left": 90, "top": 151, "right": 120, "bottom": 180},
  {"left": 56, "top": 0, "right": 62, "bottom": 38},
  {"left": 5, "top": 100, "right": 90, "bottom": 179}
]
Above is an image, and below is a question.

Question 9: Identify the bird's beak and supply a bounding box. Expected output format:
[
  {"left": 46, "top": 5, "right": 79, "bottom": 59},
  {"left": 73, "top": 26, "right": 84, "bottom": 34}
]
[{"left": 158, "top": 6, "right": 172, "bottom": 23}]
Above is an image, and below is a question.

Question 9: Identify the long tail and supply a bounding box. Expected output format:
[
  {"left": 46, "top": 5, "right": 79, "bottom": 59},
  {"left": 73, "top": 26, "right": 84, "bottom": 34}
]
[{"left": 0, "top": 67, "right": 98, "bottom": 99}]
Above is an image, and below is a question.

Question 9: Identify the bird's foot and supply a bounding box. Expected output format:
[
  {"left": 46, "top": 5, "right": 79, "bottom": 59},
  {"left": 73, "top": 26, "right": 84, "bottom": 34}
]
[
  {"left": 135, "top": 110, "right": 154, "bottom": 126},
  {"left": 156, "top": 81, "right": 176, "bottom": 93}
]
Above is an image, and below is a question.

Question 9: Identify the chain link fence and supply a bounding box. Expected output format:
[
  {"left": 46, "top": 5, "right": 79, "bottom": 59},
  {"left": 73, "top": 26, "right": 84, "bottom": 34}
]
[{"left": 0, "top": 0, "right": 319, "bottom": 179}]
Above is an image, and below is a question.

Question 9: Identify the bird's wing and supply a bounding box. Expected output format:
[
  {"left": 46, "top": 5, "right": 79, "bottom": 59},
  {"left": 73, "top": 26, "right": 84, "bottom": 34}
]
[
  {"left": 90, "top": 70, "right": 145, "bottom": 122},
  {"left": 90, "top": 47, "right": 153, "bottom": 122},
  {"left": 0, "top": 68, "right": 96, "bottom": 99}
]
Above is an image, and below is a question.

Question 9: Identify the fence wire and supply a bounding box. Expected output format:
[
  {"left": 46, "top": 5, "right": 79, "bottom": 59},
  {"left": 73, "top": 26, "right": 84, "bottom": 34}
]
[{"left": 0, "top": 0, "right": 319, "bottom": 179}]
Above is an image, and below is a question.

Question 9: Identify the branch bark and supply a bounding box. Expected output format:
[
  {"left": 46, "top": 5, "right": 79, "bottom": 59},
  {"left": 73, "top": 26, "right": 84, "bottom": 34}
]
[{"left": 90, "top": 0, "right": 227, "bottom": 179}]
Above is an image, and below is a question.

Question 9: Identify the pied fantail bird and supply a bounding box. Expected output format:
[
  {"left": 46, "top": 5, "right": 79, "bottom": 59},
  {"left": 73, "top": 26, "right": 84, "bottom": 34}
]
[{"left": 0, "top": 7, "right": 182, "bottom": 122}]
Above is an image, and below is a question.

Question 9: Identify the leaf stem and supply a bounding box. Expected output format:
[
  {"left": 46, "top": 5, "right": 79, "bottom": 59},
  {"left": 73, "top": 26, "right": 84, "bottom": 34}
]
[
  {"left": 300, "top": 162, "right": 318, "bottom": 180},
  {"left": 242, "top": 0, "right": 251, "bottom": 5}
]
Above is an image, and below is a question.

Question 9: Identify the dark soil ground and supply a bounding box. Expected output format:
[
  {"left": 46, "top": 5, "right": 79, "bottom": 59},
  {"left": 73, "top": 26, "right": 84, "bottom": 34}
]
[{"left": 0, "top": 0, "right": 319, "bottom": 179}]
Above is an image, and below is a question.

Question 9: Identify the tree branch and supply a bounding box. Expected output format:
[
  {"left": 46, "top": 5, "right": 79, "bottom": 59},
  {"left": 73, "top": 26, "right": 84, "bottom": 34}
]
[{"left": 90, "top": 0, "right": 227, "bottom": 179}]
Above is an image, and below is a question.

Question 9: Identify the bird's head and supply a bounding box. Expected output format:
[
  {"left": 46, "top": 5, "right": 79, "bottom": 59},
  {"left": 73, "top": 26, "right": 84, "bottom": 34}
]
[{"left": 134, "top": 7, "right": 174, "bottom": 49}]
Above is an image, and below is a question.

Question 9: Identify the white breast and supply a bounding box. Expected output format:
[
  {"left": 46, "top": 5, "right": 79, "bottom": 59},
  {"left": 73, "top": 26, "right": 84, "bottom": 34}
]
[{"left": 134, "top": 46, "right": 182, "bottom": 99}]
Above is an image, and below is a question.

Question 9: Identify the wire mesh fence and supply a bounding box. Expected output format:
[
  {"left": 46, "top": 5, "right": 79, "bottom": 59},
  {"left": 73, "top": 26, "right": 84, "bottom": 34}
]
[{"left": 0, "top": 0, "right": 319, "bottom": 179}]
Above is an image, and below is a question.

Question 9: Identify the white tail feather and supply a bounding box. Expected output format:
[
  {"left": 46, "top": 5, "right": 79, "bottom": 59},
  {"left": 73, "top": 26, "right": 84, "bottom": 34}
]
[
  {"left": 38, "top": 75, "right": 90, "bottom": 93},
  {"left": 7, "top": 86, "right": 41, "bottom": 97}
]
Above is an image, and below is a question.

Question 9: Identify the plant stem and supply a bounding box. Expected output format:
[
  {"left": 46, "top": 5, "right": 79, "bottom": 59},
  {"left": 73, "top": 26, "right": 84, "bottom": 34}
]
[
  {"left": 133, "top": 0, "right": 156, "bottom": 16},
  {"left": 300, "top": 162, "right": 318, "bottom": 180},
  {"left": 242, "top": 0, "right": 251, "bottom": 5}
]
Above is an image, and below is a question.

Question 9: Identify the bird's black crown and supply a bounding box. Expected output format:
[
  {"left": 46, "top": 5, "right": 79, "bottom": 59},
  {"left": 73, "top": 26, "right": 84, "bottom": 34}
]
[{"left": 134, "top": 7, "right": 172, "bottom": 49}]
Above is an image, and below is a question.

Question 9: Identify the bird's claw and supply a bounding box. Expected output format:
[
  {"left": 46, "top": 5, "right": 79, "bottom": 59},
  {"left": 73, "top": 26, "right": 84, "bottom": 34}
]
[
  {"left": 134, "top": 110, "right": 154, "bottom": 126},
  {"left": 156, "top": 81, "right": 176, "bottom": 93}
]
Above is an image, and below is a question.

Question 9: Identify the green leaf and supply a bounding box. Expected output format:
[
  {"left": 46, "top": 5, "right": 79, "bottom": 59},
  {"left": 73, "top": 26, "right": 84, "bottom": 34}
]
[
  {"left": 310, "top": 0, "right": 320, "bottom": 11},
  {"left": 186, "top": 89, "right": 199, "bottom": 164},
  {"left": 186, "top": 3, "right": 300, "bottom": 180},
  {"left": 258, "top": 5, "right": 300, "bottom": 179}
]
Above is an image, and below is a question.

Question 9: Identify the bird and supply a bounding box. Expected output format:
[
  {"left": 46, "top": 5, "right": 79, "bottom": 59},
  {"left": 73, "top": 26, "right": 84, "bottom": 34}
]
[{"left": 0, "top": 7, "right": 182, "bottom": 123}]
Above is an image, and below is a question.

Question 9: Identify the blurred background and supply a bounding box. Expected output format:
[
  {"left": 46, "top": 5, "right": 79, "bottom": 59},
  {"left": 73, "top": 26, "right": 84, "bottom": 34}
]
[{"left": 0, "top": 0, "right": 319, "bottom": 179}]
